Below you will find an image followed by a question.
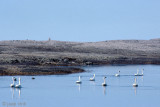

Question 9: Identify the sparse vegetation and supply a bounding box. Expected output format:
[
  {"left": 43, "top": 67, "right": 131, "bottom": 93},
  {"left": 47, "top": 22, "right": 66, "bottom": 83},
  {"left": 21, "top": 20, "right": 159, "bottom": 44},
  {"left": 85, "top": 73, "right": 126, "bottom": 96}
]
[{"left": 0, "top": 39, "right": 160, "bottom": 75}]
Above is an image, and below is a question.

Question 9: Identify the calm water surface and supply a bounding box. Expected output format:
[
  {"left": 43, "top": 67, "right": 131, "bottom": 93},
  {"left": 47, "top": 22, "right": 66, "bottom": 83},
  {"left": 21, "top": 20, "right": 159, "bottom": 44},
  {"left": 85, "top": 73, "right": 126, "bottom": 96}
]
[{"left": 0, "top": 65, "right": 160, "bottom": 107}]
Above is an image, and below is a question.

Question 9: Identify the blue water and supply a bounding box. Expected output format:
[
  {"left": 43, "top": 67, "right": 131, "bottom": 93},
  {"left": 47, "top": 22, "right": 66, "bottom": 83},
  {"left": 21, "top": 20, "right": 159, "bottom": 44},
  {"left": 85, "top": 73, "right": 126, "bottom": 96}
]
[{"left": 0, "top": 65, "right": 160, "bottom": 107}]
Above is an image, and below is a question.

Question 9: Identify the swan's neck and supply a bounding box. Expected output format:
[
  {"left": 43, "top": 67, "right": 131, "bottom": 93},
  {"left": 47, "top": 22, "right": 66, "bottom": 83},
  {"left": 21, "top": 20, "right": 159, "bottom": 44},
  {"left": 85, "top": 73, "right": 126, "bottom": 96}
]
[
  {"left": 79, "top": 76, "right": 81, "bottom": 81},
  {"left": 137, "top": 69, "right": 139, "bottom": 74},
  {"left": 104, "top": 78, "right": 106, "bottom": 83},
  {"left": 142, "top": 69, "right": 143, "bottom": 74}
]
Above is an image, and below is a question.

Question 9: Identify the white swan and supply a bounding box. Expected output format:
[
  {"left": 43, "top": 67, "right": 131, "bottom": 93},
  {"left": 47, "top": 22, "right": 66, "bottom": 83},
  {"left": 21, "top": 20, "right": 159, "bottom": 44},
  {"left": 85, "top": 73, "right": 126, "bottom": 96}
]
[
  {"left": 10, "top": 77, "right": 15, "bottom": 87},
  {"left": 141, "top": 69, "right": 144, "bottom": 76},
  {"left": 134, "top": 69, "right": 139, "bottom": 76},
  {"left": 76, "top": 76, "right": 82, "bottom": 84},
  {"left": 15, "top": 77, "right": 22, "bottom": 88},
  {"left": 115, "top": 71, "right": 120, "bottom": 77},
  {"left": 133, "top": 78, "right": 138, "bottom": 87},
  {"left": 102, "top": 77, "right": 107, "bottom": 86},
  {"left": 90, "top": 74, "right": 95, "bottom": 81}
]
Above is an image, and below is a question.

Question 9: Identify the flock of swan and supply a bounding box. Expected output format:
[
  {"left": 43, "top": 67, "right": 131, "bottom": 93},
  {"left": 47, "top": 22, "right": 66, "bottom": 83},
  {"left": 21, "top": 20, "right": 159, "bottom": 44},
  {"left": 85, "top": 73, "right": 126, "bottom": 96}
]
[
  {"left": 10, "top": 77, "right": 21, "bottom": 88},
  {"left": 76, "top": 69, "right": 144, "bottom": 87},
  {"left": 10, "top": 69, "right": 144, "bottom": 88},
  {"left": 10, "top": 76, "right": 35, "bottom": 88}
]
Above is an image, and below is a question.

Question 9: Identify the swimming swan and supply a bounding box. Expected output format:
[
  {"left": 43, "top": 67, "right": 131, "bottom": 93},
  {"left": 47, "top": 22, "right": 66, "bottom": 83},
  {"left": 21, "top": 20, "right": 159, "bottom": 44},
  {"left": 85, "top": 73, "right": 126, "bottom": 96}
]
[
  {"left": 15, "top": 77, "right": 22, "bottom": 88},
  {"left": 90, "top": 74, "right": 95, "bottom": 81},
  {"left": 76, "top": 76, "right": 82, "bottom": 84},
  {"left": 115, "top": 71, "right": 120, "bottom": 77},
  {"left": 10, "top": 77, "right": 15, "bottom": 87},
  {"left": 102, "top": 77, "right": 107, "bottom": 86},
  {"left": 133, "top": 78, "right": 138, "bottom": 87}
]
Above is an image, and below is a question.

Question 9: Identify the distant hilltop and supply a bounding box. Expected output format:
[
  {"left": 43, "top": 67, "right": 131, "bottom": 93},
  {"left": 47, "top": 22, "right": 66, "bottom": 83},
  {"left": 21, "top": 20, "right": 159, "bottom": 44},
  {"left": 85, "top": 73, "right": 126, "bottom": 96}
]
[{"left": 0, "top": 38, "right": 160, "bottom": 65}]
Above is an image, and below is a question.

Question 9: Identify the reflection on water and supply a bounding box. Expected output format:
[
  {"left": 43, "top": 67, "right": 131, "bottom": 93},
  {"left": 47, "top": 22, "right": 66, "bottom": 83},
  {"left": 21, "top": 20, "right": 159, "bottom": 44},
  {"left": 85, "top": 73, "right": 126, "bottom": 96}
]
[
  {"left": 141, "top": 76, "right": 144, "bottom": 82},
  {"left": 103, "top": 86, "right": 106, "bottom": 95},
  {"left": 134, "top": 87, "right": 137, "bottom": 95},
  {"left": 77, "top": 84, "right": 81, "bottom": 92},
  {"left": 90, "top": 81, "right": 96, "bottom": 85},
  {"left": 11, "top": 88, "right": 21, "bottom": 99},
  {"left": 11, "top": 88, "right": 14, "bottom": 99},
  {"left": 17, "top": 88, "right": 21, "bottom": 98}
]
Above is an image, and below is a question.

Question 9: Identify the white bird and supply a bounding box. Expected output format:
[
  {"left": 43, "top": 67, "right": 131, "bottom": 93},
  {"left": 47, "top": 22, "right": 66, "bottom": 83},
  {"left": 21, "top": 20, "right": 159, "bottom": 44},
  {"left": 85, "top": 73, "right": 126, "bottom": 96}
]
[
  {"left": 102, "top": 77, "right": 107, "bottom": 86},
  {"left": 76, "top": 76, "right": 82, "bottom": 84},
  {"left": 90, "top": 74, "right": 95, "bottom": 81},
  {"left": 115, "top": 71, "right": 120, "bottom": 77},
  {"left": 15, "top": 77, "right": 22, "bottom": 88},
  {"left": 134, "top": 69, "right": 139, "bottom": 76},
  {"left": 10, "top": 77, "right": 15, "bottom": 87},
  {"left": 141, "top": 69, "right": 144, "bottom": 76},
  {"left": 133, "top": 78, "right": 138, "bottom": 87}
]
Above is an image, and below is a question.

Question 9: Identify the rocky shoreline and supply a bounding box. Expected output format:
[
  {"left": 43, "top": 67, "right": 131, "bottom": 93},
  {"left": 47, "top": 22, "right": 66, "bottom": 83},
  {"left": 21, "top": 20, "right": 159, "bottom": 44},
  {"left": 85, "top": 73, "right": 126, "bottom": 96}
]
[{"left": 0, "top": 39, "right": 160, "bottom": 75}]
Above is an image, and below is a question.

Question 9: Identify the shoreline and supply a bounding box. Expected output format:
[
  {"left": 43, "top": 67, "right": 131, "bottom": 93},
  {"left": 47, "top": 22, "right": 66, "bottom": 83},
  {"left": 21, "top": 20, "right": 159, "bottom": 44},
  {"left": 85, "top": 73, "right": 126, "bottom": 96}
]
[
  {"left": 0, "top": 63, "right": 159, "bottom": 76},
  {"left": 0, "top": 65, "right": 85, "bottom": 76}
]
